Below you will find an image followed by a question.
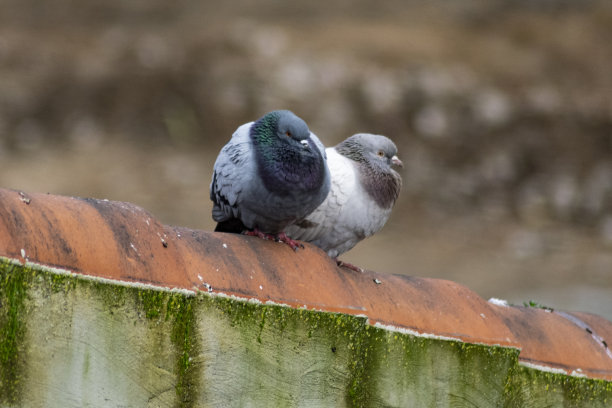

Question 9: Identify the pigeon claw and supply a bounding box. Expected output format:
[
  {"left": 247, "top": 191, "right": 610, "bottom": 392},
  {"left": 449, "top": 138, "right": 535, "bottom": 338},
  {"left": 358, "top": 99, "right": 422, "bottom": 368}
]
[
  {"left": 243, "top": 229, "right": 303, "bottom": 251},
  {"left": 336, "top": 259, "right": 364, "bottom": 273},
  {"left": 275, "top": 232, "right": 304, "bottom": 251},
  {"left": 243, "top": 228, "right": 274, "bottom": 241}
]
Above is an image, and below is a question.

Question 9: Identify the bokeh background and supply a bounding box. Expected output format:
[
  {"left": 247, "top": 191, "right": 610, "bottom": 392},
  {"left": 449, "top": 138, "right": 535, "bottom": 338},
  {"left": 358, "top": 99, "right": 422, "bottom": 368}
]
[{"left": 1, "top": 0, "right": 611, "bottom": 320}]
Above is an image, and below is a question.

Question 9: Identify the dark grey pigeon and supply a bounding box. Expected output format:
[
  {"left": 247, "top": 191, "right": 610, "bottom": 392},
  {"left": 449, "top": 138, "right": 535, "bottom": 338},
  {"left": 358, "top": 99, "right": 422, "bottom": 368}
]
[
  {"left": 286, "top": 133, "right": 402, "bottom": 269},
  {"left": 210, "top": 110, "right": 330, "bottom": 250}
]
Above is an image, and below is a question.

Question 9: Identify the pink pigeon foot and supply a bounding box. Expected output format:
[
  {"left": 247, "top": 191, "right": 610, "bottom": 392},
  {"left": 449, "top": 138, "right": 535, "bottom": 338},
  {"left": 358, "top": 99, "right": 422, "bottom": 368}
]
[
  {"left": 274, "top": 232, "right": 304, "bottom": 251},
  {"left": 336, "top": 259, "right": 364, "bottom": 273},
  {"left": 243, "top": 229, "right": 303, "bottom": 251},
  {"left": 243, "top": 228, "right": 275, "bottom": 241}
]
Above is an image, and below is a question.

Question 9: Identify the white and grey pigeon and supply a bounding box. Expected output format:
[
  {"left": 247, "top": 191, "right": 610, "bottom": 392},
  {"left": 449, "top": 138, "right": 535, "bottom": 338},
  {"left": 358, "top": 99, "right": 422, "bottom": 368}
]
[
  {"left": 210, "top": 110, "right": 331, "bottom": 250},
  {"left": 285, "top": 133, "right": 402, "bottom": 269}
]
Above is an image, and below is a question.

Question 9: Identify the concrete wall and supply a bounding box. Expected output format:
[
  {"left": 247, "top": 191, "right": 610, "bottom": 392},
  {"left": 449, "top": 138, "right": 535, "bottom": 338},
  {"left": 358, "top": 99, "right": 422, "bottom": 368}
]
[{"left": 1, "top": 259, "right": 610, "bottom": 407}]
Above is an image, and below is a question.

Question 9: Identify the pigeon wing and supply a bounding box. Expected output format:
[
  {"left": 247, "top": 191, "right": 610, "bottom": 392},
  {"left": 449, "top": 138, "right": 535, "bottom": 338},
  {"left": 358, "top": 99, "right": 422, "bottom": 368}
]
[{"left": 210, "top": 122, "right": 255, "bottom": 223}]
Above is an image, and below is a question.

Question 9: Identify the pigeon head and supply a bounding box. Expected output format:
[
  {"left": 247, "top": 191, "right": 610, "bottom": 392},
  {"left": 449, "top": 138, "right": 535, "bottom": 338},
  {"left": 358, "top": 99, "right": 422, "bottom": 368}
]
[
  {"left": 336, "top": 133, "right": 403, "bottom": 170},
  {"left": 276, "top": 110, "right": 311, "bottom": 145},
  {"left": 355, "top": 133, "right": 403, "bottom": 170},
  {"left": 250, "top": 110, "right": 328, "bottom": 196},
  {"left": 251, "top": 110, "right": 311, "bottom": 150},
  {"left": 336, "top": 133, "right": 402, "bottom": 209}
]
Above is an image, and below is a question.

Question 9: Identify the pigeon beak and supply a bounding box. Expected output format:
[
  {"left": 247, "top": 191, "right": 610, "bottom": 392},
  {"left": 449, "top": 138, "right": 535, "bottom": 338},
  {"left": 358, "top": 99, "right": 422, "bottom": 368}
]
[
  {"left": 391, "top": 155, "right": 403, "bottom": 168},
  {"left": 300, "top": 140, "right": 310, "bottom": 149}
]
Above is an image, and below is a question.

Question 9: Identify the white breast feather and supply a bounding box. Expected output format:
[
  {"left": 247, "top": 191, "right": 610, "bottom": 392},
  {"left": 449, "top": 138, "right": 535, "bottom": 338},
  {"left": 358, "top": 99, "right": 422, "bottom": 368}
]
[{"left": 287, "top": 147, "right": 392, "bottom": 258}]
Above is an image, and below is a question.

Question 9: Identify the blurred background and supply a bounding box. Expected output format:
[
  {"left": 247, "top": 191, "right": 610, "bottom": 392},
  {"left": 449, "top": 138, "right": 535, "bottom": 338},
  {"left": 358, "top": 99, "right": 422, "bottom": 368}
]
[{"left": 1, "top": 0, "right": 611, "bottom": 320}]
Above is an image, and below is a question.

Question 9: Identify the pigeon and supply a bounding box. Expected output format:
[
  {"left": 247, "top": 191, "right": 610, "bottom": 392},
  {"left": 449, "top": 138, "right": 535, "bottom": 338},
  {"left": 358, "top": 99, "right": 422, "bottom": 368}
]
[
  {"left": 210, "top": 110, "right": 331, "bottom": 250},
  {"left": 285, "top": 133, "right": 402, "bottom": 269}
]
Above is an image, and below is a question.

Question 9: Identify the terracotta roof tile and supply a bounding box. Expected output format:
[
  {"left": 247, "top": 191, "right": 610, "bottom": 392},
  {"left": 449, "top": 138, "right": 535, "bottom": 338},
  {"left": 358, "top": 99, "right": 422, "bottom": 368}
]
[{"left": 1, "top": 187, "right": 611, "bottom": 380}]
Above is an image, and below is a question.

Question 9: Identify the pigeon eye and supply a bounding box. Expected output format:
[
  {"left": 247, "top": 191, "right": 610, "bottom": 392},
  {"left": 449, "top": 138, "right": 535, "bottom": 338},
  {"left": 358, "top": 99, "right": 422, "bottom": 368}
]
[
  {"left": 377, "top": 150, "right": 385, "bottom": 157},
  {"left": 285, "top": 131, "right": 292, "bottom": 137}
]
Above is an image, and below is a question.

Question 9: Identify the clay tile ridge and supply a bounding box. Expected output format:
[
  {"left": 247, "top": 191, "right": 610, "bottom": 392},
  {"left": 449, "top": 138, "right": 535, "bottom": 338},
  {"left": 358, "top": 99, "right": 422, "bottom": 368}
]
[{"left": 1, "top": 187, "right": 611, "bottom": 381}]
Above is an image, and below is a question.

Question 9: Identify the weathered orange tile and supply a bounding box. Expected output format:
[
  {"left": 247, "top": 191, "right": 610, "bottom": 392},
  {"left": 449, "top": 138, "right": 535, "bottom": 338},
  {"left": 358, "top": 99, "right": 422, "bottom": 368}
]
[{"left": 1, "top": 187, "right": 611, "bottom": 380}]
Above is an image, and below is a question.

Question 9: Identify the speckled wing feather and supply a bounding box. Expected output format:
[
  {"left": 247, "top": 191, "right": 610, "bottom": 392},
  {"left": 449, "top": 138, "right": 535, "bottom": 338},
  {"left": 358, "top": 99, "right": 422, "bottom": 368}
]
[{"left": 209, "top": 122, "right": 255, "bottom": 224}]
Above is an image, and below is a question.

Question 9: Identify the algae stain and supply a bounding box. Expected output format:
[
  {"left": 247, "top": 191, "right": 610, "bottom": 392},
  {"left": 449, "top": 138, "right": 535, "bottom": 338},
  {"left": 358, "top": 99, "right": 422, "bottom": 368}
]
[
  {"left": 0, "top": 261, "right": 32, "bottom": 405},
  {"left": 137, "top": 289, "right": 166, "bottom": 320},
  {"left": 205, "top": 294, "right": 379, "bottom": 405},
  {"left": 504, "top": 366, "right": 612, "bottom": 407},
  {"left": 208, "top": 296, "right": 390, "bottom": 407},
  {"left": 83, "top": 349, "right": 91, "bottom": 377},
  {"left": 46, "top": 271, "right": 77, "bottom": 293},
  {"left": 4, "top": 258, "right": 609, "bottom": 407},
  {"left": 341, "top": 318, "right": 379, "bottom": 407},
  {"left": 257, "top": 309, "right": 267, "bottom": 344},
  {"left": 168, "top": 295, "right": 198, "bottom": 408},
  {"left": 134, "top": 287, "right": 202, "bottom": 407}
]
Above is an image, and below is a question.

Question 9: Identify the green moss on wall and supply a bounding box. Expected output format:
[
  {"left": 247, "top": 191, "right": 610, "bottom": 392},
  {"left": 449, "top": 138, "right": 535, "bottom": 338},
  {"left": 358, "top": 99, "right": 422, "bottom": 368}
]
[
  {"left": 136, "top": 287, "right": 200, "bottom": 405},
  {"left": 0, "top": 261, "right": 31, "bottom": 405},
  {"left": 90, "top": 279, "right": 201, "bottom": 407},
  {"left": 95, "top": 280, "right": 201, "bottom": 407},
  {"left": 168, "top": 295, "right": 198, "bottom": 407},
  {"left": 1, "top": 257, "right": 611, "bottom": 407},
  {"left": 505, "top": 365, "right": 612, "bottom": 407},
  {"left": 195, "top": 294, "right": 522, "bottom": 407},
  {"left": 342, "top": 323, "right": 380, "bottom": 406},
  {"left": 0, "top": 259, "right": 202, "bottom": 407}
]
